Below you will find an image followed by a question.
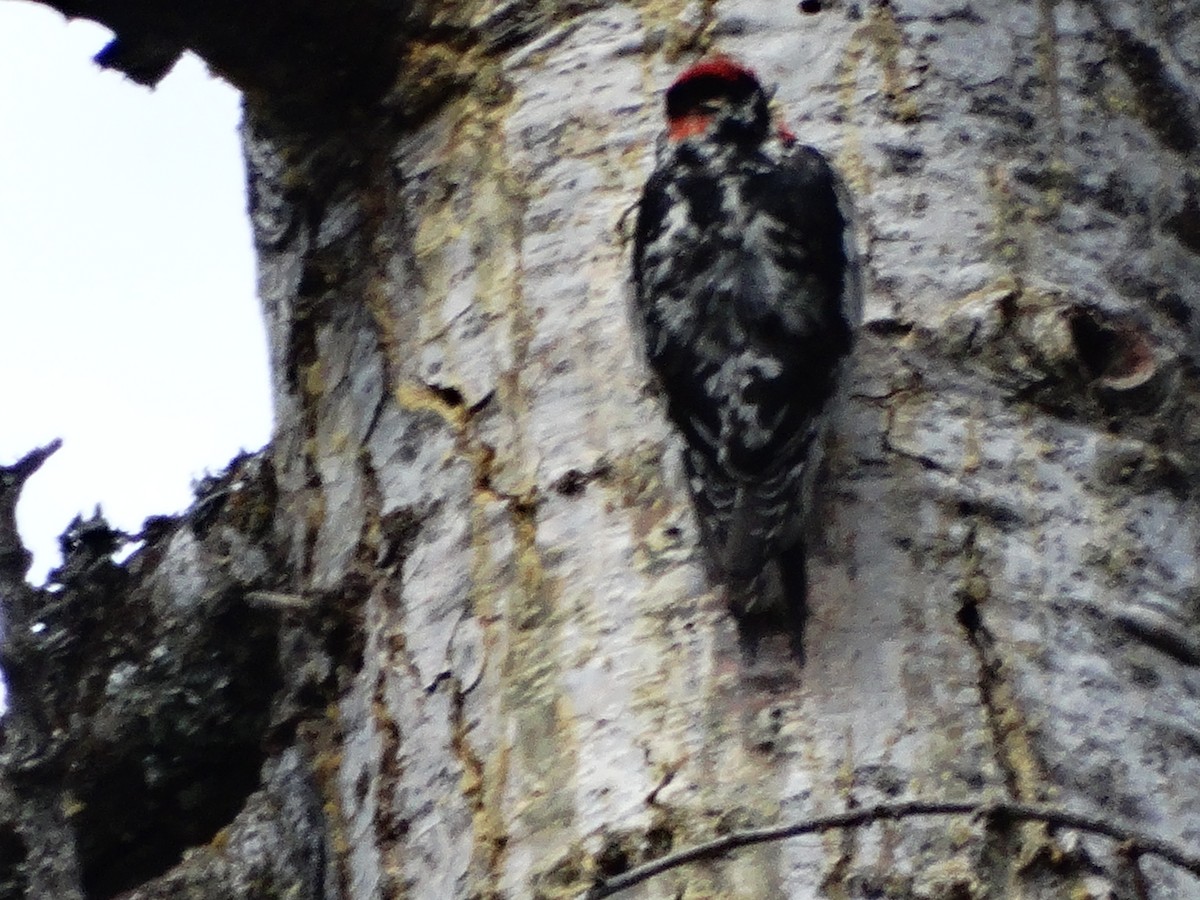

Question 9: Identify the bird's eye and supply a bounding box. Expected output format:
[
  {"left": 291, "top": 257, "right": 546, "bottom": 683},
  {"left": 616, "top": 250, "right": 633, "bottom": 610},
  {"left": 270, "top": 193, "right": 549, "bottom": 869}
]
[{"left": 697, "top": 98, "right": 725, "bottom": 114}]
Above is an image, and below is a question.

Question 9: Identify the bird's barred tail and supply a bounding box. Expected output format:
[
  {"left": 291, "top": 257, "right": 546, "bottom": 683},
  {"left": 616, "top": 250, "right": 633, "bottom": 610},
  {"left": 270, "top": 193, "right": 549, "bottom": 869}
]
[
  {"left": 684, "top": 447, "right": 811, "bottom": 658},
  {"left": 725, "top": 545, "right": 808, "bottom": 661}
]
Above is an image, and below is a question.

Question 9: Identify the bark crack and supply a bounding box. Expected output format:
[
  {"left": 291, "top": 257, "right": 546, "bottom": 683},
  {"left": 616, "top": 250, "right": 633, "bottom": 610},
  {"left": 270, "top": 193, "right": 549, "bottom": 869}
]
[
  {"left": 954, "top": 528, "right": 1036, "bottom": 802},
  {"left": 449, "top": 677, "right": 510, "bottom": 897},
  {"left": 952, "top": 528, "right": 1081, "bottom": 893}
]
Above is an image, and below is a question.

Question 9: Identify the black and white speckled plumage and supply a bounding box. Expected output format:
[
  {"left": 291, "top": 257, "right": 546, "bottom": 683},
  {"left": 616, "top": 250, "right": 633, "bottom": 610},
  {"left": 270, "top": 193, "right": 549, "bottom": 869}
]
[{"left": 632, "top": 58, "right": 860, "bottom": 655}]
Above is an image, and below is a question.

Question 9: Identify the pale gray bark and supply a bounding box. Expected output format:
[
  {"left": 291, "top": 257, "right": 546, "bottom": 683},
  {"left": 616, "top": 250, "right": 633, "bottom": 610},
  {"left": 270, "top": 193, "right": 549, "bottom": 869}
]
[{"left": 3, "top": 1, "right": 1200, "bottom": 898}]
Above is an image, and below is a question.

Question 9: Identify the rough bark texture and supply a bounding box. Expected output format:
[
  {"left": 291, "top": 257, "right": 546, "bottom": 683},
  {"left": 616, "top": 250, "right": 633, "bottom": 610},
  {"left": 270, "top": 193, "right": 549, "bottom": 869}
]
[{"left": 3, "top": 0, "right": 1200, "bottom": 898}]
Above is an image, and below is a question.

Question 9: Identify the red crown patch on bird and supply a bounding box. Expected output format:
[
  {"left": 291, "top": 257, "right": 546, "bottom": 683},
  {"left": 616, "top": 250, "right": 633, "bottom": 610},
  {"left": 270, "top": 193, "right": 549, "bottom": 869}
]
[{"left": 663, "top": 56, "right": 789, "bottom": 144}]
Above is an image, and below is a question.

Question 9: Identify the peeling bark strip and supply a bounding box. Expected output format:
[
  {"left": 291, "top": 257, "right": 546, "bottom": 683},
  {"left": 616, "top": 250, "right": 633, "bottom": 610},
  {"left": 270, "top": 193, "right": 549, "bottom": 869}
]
[{"left": 5, "top": 0, "right": 1200, "bottom": 897}]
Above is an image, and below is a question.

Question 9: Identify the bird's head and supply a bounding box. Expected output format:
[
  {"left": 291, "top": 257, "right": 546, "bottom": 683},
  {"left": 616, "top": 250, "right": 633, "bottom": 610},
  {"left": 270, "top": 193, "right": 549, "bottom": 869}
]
[{"left": 664, "top": 56, "right": 773, "bottom": 146}]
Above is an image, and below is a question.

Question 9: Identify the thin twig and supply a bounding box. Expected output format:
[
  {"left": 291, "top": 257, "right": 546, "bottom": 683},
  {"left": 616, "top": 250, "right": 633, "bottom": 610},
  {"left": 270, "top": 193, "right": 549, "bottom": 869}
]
[
  {"left": 1, "top": 439, "right": 62, "bottom": 502},
  {"left": 585, "top": 798, "right": 1200, "bottom": 898}
]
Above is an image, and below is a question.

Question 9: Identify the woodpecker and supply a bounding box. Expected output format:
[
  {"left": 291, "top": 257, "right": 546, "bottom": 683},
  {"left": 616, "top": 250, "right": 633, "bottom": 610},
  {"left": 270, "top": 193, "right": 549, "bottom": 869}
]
[{"left": 632, "top": 57, "right": 860, "bottom": 658}]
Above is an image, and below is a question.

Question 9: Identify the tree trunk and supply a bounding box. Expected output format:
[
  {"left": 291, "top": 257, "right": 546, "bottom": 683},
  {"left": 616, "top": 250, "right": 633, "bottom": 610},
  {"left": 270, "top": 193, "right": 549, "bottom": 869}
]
[{"left": 3, "top": 1, "right": 1200, "bottom": 897}]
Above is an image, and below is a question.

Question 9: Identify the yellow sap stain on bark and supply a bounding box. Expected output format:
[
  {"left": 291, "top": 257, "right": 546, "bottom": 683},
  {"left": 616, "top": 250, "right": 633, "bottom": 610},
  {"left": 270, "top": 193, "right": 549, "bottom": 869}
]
[
  {"left": 496, "top": 499, "right": 582, "bottom": 860},
  {"left": 835, "top": 30, "right": 872, "bottom": 196},
  {"left": 628, "top": 0, "right": 719, "bottom": 61},
  {"left": 404, "top": 78, "right": 540, "bottom": 498},
  {"left": 985, "top": 164, "right": 1033, "bottom": 270},
  {"left": 363, "top": 279, "right": 402, "bottom": 378},
  {"left": 301, "top": 358, "right": 325, "bottom": 399},
  {"left": 962, "top": 406, "right": 982, "bottom": 475},
  {"left": 1035, "top": 0, "right": 1067, "bottom": 165},
  {"left": 836, "top": 4, "right": 924, "bottom": 196},
  {"left": 864, "top": 2, "right": 921, "bottom": 123},
  {"left": 398, "top": 71, "right": 586, "bottom": 891},
  {"left": 392, "top": 381, "right": 469, "bottom": 428}
]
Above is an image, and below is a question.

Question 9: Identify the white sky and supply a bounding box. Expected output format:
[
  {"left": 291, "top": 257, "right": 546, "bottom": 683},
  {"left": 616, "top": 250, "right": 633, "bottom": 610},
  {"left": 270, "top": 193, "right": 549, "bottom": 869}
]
[{"left": 0, "top": 2, "right": 273, "bottom": 583}]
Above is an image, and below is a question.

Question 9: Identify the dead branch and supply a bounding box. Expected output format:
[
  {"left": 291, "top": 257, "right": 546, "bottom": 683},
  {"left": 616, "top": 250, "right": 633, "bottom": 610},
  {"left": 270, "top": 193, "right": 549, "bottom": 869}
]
[{"left": 586, "top": 797, "right": 1200, "bottom": 898}]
